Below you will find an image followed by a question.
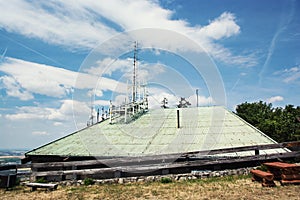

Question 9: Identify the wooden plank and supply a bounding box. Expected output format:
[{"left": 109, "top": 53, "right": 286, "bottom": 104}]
[
  {"left": 32, "top": 148, "right": 299, "bottom": 171},
  {"left": 16, "top": 164, "right": 31, "bottom": 169},
  {"left": 0, "top": 165, "right": 17, "bottom": 171},
  {"left": 30, "top": 141, "right": 300, "bottom": 169},
  {"left": 281, "top": 174, "right": 300, "bottom": 180},
  {"left": 280, "top": 179, "right": 300, "bottom": 185},
  {"left": 264, "top": 162, "right": 298, "bottom": 169},
  {"left": 32, "top": 151, "right": 300, "bottom": 178},
  {"left": 24, "top": 141, "right": 300, "bottom": 165}
]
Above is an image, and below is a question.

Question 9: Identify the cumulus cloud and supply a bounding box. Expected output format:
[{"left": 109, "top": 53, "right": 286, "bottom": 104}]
[
  {"left": 199, "top": 12, "right": 240, "bottom": 40},
  {"left": 0, "top": 75, "right": 34, "bottom": 100},
  {"left": 0, "top": 57, "right": 126, "bottom": 100},
  {"left": 5, "top": 99, "right": 90, "bottom": 121},
  {"left": 187, "top": 94, "right": 215, "bottom": 106},
  {"left": 86, "top": 58, "right": 132, "bottom": 76},
  {"left": 266, "top": 96, "right": 284, "bottom": 103},
  {"left": 0, "top": 0, "right": 116, "bottom": 50},
  {"left": 86, "top": 57, "right": 166, "bottom": 80},
  {"left": 0, "top": 0, "right": 255, "bottom": 66}
]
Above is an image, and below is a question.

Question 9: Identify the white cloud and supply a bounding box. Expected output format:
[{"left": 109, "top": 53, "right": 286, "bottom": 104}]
[
  {"left": 5, "top": 99, "right": 90, "bottom": 122},
  {"left": 199, "top": 12, "right": 240, "bottom": 40},
  {"left": 283, "top": 66, "right": 300, "bottom": 83},
  {"left": 273, "top": 66, "right": 300, "bottom": 83},
  {"left": 0, "top": 0, "right": 116, "bottom": 50},
  {"left": 187, "top": 94, "right": 215, "bottom": 106},
  {"left": 86, "top": 57, "right": 166, "bottom": 81},
  {"left": 0, "top": 57, "right": 126, "bottom": 100},
  {"left": 87, "top": 89, "right": 103, "bottom": 98},
  {"left": 147, "top": 89, "right": 214, "bottom": 109},
  {"left": 284, "top": 73, "right": 300, "bottom": 83},
  {"left": 94, "top": 100, "right": 111, "bottom": 107},
  {"left": 86, "top": 58, "right": 133, "bottom": 76},
  {"left": 284, "top": 67, "right": 300, "bottom": 73},
  {"left": 32, "top": 131, "right": 49, "bottom": 136},
  {"left": 266, "top": 96, "right": 284, "bottom": 103},
  {"left": 148, "top": 91, "right": 179, "bottom": 109},
  {"left": 0, "top": 76, "right": 34, "bottom": 100},
  {"left": 0, "top": 0, "right": 255, "bottom": 66},
  {"left": 53, "top": 122, "right": 63, "bottom": 126},
  {"left": 0, "top": 57, "right": 76, "bottom": 98}
]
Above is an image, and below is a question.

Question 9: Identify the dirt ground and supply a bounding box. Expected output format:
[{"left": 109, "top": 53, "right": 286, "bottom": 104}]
[{"left": 1, "top": 176, "right": 299, "bottom": 200}]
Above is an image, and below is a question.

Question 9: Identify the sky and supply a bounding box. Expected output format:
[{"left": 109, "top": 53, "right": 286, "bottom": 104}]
[{"left": 0, "top": 0, "right": 299, "bottom": 149}]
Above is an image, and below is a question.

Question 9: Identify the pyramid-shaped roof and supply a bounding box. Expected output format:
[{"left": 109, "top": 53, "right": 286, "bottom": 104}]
[{"left": 26, "top": 106, "right": 287, "bottom": 158}]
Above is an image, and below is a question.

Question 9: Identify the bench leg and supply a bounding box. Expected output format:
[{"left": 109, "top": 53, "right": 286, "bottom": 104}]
[{"left": 31, "top": 187, "right": 37, "bottom": 191}]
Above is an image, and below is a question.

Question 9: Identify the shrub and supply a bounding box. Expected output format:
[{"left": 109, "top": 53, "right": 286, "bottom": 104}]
[
  {"left": 160, "top": 177, "right": 172, "bottom": 184},
  {"left": 83, "top": 178, "right": 95, "bottom": 186}
]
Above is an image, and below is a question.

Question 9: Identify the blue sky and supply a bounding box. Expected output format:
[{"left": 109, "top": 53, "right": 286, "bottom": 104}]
[{"left": 0, "top": 0, "right": 299, "bottom": 149}]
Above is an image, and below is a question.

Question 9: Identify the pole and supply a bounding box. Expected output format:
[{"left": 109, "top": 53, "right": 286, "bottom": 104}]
[
  {"left": 177, "top": 109, "right": 180, "bottom": 128},
  {"left": 132, "top": 41, "right": 137, "bottom": 103},
  {"left": 196, "top": 89, "right": 199, "bottom": 107}
]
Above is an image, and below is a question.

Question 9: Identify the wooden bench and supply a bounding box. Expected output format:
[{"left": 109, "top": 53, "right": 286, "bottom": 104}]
[
  {"left": 26, "top": 182, "right": 58, "bottom": 191},
  {"left": 250, "top": 169, "right": 275, "bottom": 187}
]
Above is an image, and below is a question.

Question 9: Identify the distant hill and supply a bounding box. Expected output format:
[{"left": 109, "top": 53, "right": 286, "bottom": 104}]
[{"left": 0, "top": 149, "right": 28, "bottom": 165}]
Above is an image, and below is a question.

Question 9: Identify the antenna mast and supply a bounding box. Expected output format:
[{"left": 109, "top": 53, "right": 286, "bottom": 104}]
[
  {"left": 132, "top": 41, "right": 138, "bottom": 103},
  {"left": 90, "top": 94, "right": 94, "bottom": 125}
]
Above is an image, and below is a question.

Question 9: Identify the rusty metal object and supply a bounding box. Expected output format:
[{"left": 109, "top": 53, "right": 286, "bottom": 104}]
[
  {"left": 250, "top": 169, "right": 276, "bottom": 187},
  {"left": 263, "top": 162, "right": 300, "bottom": 185}
]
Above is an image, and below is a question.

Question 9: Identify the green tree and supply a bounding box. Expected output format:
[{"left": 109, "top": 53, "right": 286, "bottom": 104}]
[{"left": 235, "top": 101, "right": 300, "bottom": 142}]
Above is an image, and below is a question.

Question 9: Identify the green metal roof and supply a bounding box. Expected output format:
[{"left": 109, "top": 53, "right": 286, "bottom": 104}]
[{"left": 26, "top": 106, "right": 287, "bottom": 157}]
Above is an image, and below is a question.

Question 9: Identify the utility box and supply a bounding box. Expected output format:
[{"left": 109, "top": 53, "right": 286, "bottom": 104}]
[
  {"left": 0, "top": 165, "right": 17, "bottom": 188},
  {"left": 0, "top": 174, "right": 17, "bottom": 188}
]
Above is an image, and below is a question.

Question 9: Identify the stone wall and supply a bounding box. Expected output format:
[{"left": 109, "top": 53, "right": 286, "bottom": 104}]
[{"left": 57, "top": 167, "right": 254, "bottom": 186}]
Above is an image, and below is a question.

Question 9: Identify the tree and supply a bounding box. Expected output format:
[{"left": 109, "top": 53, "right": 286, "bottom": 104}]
[
  {"left": 177, "top": 97, "right": 191, "bottom": 108},
  {"left": 235, "top": 101, "right": 300, "bottom": 142},
  {"left": 161, "top": 98, "right": 169, "bottom": 109}
]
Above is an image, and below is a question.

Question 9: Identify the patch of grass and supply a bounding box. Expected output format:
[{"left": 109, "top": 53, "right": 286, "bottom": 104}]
[
  {"left": 187, "top": 174, "right": 251, "bottom": 185},
  {"left": 160, "top": 177, "right": 172, "bottom": 184},
  {"left": 83, "top": 177, "right": 94, "bottom": 186}
]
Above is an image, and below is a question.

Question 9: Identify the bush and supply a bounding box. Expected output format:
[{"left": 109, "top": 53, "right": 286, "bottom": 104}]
[
  {"left": 160, "top": 177, "right": 172, "bottom": 184},
  {"left": 83, "top": 178, "right": 95, "bottom": 185}
]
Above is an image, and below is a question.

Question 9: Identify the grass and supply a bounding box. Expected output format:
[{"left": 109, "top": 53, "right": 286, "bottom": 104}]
[
  {"left": 83, "top": 178, "right": 94, "bottom": 186},
  {"left": 1, "top": 175, "right": 299, "bottom": 200},
  {"left": 160, "top": 177, "right": 172, "bottom": 184}
]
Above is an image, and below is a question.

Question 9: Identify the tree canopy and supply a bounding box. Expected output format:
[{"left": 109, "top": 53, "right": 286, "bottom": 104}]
[{"left": 235, "top": 101, "right": 300, "bottom": 142}]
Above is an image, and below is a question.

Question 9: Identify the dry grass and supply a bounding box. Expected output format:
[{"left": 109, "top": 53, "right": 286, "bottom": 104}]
[{"left": 1, "top": 175, "right": 299, "bottom": 200}]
